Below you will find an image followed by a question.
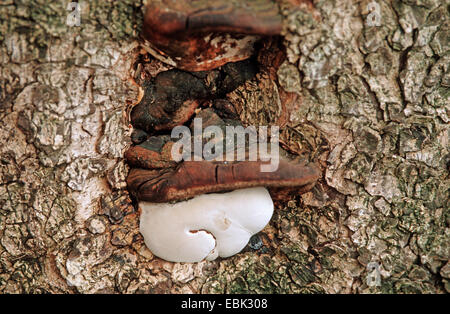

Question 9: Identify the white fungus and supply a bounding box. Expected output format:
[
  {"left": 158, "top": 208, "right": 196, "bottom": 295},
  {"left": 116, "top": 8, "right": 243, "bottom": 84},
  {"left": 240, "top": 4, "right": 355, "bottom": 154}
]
[{"left": 139, "top": 187, "right": 274, "bottom": 263}]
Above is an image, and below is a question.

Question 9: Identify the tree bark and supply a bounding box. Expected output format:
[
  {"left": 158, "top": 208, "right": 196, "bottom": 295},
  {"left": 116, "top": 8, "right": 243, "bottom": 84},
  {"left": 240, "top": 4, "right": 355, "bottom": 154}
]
[{"left": 0, "top": 0, "right": 448, "bottom": 293}]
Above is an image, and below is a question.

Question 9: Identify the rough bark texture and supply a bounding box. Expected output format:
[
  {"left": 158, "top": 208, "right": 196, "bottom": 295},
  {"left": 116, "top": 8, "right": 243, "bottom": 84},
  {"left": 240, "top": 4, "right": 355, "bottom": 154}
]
[{"left": 0, "top": 0, "right": 448, "bottom": 293}]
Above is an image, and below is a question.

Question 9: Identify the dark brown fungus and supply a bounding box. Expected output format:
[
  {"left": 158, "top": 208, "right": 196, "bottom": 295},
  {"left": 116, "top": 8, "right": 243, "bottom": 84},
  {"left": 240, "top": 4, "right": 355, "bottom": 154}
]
[
  {"left": 142, "top": 0, "right": 283, "bottom": 71},
  {"left": 127, "top": 160, "right": 320, "bottom": 203},
  {"left": 125, "top": 0, "right": 321, "bottom": 204},
  {"left": 130, "top": 59, "right": 257, "bottom": 133},
  {"left": 126, "top": 109, "right": 321, "bottom": 203}
]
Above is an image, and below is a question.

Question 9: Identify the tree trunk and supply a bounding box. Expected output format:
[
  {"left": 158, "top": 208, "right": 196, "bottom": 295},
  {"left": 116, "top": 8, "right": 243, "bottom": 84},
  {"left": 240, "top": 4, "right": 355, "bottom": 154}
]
[{"left": 0, "top": 0, "right": 448, "bottom": 293}]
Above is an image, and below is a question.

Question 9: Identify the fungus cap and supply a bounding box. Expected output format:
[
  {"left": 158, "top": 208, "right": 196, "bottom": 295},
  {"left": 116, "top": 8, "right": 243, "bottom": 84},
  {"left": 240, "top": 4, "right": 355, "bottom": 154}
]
[{"left": 142, "top": 0, "right": 282, "bottom": 71}]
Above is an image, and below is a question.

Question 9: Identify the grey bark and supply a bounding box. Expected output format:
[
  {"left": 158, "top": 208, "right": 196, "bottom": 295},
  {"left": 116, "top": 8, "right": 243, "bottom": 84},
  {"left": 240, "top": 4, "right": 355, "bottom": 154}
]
[{"left": 0, "top": 0, "right": 448, "bottom": 293}]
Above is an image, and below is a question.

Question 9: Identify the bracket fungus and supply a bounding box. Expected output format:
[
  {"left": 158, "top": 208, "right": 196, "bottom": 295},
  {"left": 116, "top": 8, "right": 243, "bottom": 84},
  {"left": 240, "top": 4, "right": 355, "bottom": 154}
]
[
  {"left": 127, "top": 106, "right": 320, "bottom": 262},
  {"left": 142, "top": 0, "right": 283, "bottom": 71},
  {"left": 126, "top": 0, "right": 321, "bottom": 262},
  {"left": 139, "top": 187, "right": 274, "bottom": 263}
]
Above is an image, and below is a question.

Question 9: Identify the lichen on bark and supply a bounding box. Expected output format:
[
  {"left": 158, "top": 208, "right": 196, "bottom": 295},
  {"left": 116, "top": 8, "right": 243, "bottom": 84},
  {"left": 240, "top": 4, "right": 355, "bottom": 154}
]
[{"left": 0, "top": 0, "right": 448, "bottom": 293}]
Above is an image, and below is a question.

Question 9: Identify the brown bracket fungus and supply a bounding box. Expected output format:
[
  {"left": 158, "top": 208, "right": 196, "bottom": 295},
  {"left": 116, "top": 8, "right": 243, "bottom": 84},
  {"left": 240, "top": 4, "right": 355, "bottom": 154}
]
[
  {"left": 130, "top": 60, "right": 257, "bottom": 133},
  {"left": 127, "top": 107, "right": 320, "bottom": 203},
  {"left": 126, "top": 0, "right": 321, "bottom": 262},
  {"left": 128, "top": 159, "right": 320, "bottom": 203},
  {"left": 142, "top": 0, "right": 283, "bottom": 71}
]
